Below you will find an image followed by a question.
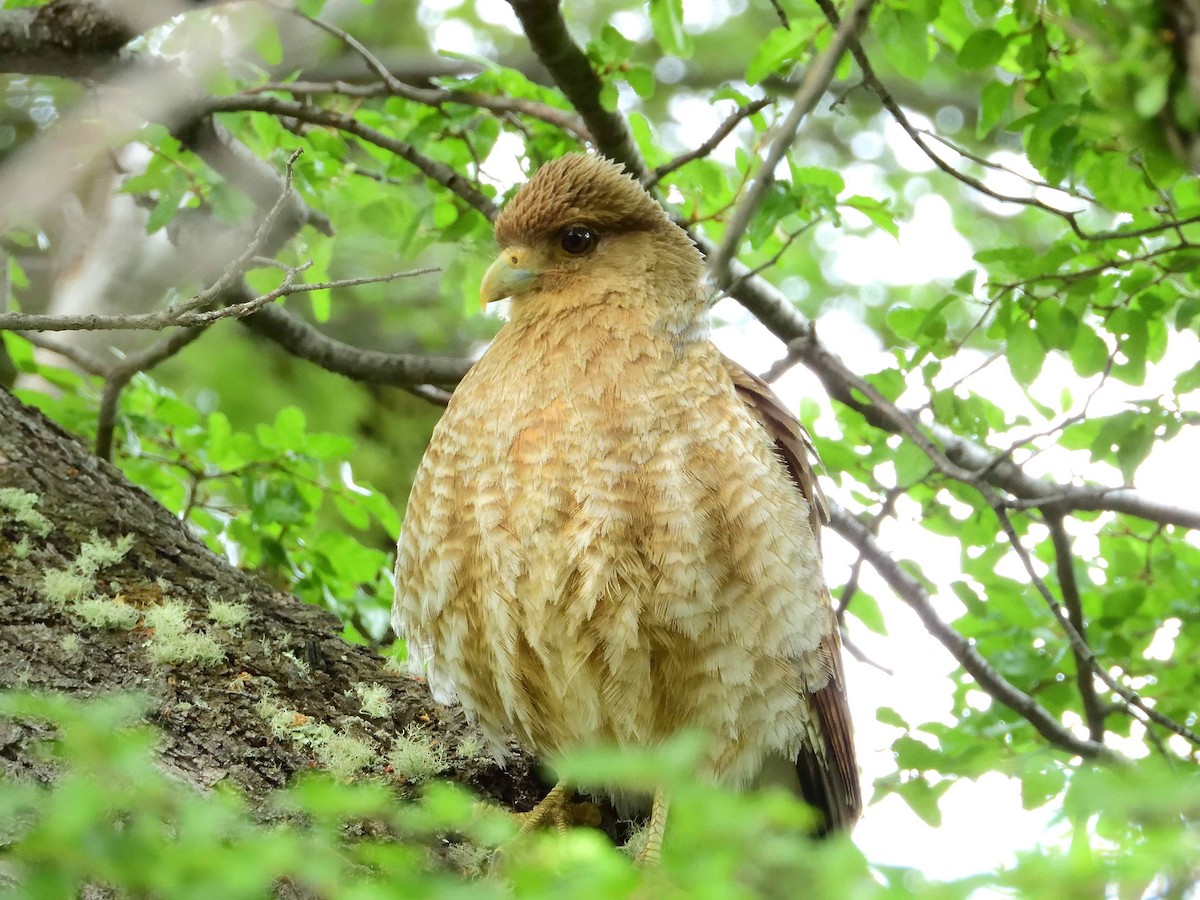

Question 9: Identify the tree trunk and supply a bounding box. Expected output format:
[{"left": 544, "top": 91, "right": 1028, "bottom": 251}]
[{"left": 0, "top": 385, "right": 546, "bottom": 816}]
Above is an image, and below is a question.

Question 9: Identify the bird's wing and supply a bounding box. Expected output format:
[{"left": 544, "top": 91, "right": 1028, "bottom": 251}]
[{"left": 723, "top": 355, "right": 862, "bottom": 834}]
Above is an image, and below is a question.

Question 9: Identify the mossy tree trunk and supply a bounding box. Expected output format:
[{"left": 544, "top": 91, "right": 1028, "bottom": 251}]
[{"left": 0, "top": 385, "right": 546, "bottom": 815}]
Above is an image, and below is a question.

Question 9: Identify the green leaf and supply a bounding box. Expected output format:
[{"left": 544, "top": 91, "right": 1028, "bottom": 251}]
[
  {"left": 847, "top": 592, "right": 887, "bottom": 635},
  {"left": 624, "top": 65, "right": 655, "bottom": 99},
  {"left": 788, "top": 165, "right": 845, "bottom": 194},
  {"left": 878, "top": 7, "right": 929, "bottom": 81},
  {"left": 599, "top": 81, "right": 619, "bottom": 113},
  {"left": 1176, "top": 361, "right": 1200, "bottom": 394},
  {"left": 896, "top": 777, "right": 948, "bottom": 827},
  {"left": 978, "top": 80, "right": 1015, "bottom": 138},
  {"left": 273, "top": 406, "right": 307, "bottom": 448},
  {"left": 649, "top": 0, "right": 692, "bottom": 58},
  {"left": 957, "top": 29, "right": 1007, "bottom": 71},
  {"left": 1134, "top": 74, "right": 1169, "bottom": 118},
  {"left": 1069, "top": 327, "right": 1109, "bottom": 377},
  {"left": 1101, "top": 585, "right": 1146, "bottom": 625},
  {"left": 253, "top": 21, "right": 284, "bottom": 66},
  {"left": 597, "top": 24, "right": 635, "bottom": 58},
  {"left": 1020, "top": 762, "right": 1066, "bottom": 810},
  {"left": 1006, "top": 323, "right": 1046, "bottom": 384},
  {"left": 745, "top": 26, "right": 807, "bottom": 85},
  {"left": 894, "top": 440, "right": 933, "bottom": 484},
  {"left": 295, "top": 0, "right": 326, "bottom": 14},
  {"left": 1176, "top": 294, "right": 1200, "bottom": 330},
  {"left": 146, "top": 179, "right": 188, "bottom": 233},
  {"left": 7, "top": 255, "right": 29, "bottom": 289},
  {"left": 842, "top": 195, "right": 899, "bottom": 237}
]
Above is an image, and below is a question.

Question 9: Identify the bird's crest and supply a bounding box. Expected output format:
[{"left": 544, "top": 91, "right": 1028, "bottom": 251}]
[{"left": 495, "top": 154, "right": 670, "bottom": 247}]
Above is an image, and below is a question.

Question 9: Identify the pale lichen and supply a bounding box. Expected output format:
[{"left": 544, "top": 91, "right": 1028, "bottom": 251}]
[
  {"left": 280, "top": 650, "right": 310, "bottom": 677},
  {"left": 254, "top": 696, "right": 376, "bottom": 780},
  {"left": 314, "top": 729, "right": 376, "bottom": 780},
  {"left": 40, "top": 568, "right": 93, "bottom": 605},
  {"left": 39, "top": 532, "right": 135, "bottom": 605},
  {"left": 454, "top": 733, "right": 492, "bottom": 763},
  {"left": 148, "top": 631, "right": 224, "bottom": 667},
  {"left": 143, "top": 600, "right": 192, "bottom": 636},
  {"left": 442, "top": 841, "right": 491, "bottom": 877},
  {"left": 620, "top": 820, "right": 651, "bottom": 859},
  {"left": 353, "top": 682, "right": 392, "bottom": 718},
  {"left": 59, "top": 633, "right": 82, "bottom": 657},
  {"left": 73, "top": 597, "right": 140, "bottom": 631},
  {"left": 388, "top": 726, "right": 449, "bottom": 783},
  {"left": 206, "top": 599, "right": 251, "bottom": 630},
  {"left": 144, "top": 600, "right": 224, "bottom": 667},
  {"left": 0, "top": 487, "right": 52, "bottom": 537},
  {"left": 74, "top": 533, "right": 135, "bottom": 576},
  {"left": 256, "top": 696, "right": 302, "bottom": 740}
]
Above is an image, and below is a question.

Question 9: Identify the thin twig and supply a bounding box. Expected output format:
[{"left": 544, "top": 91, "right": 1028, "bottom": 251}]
[
  {"left": 841, "top": 632, "right": 893, "bottom": 675},
  {"left": 647, "top": 98, "right": 774, "bottom": 187},
  {"left": 1045, "top": 511, "right": 1107, "bottom": 742},
  {"left": 204, "top": 95, "right": 499, "bottom": 220},
  {"left": 247, "top": 79, "right": 592, "bottom": 142},
  {"left": 828, "top": 502, "right": 1113, "bottom": 760},
  {"left": 992, "top": 504, "right": 1200, "bottom": 749},
  {"left": 95, "top": 326, "right": 209, "bottom": 461},
  {"left": 16, "top": 332, "right": 110, "bottom": 376},
  {"left": 507, "top": 0, "right": 646, "bottom": 176},
  {"left": 813, "top": 0, "right": 1200, "bottom": 244},
  {"left": 707, "top": 0, "right": 876, "bottom": 291},
  {"left": 730, "top": 218, "right": 820, "bottom": 303},
  {"left": 179, "top": 147, "right": 306, "bottom": 317},
  {"left": 0, "top": 267, "right": 439, "bottom": 333},
  {"left": 836, "top": 486, "right": 902, "bottom": 619},
  {"left": 917, "top": 128, "right": 1097, "bottom": 203}
]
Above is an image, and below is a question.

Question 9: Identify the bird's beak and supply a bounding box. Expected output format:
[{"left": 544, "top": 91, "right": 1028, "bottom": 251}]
[{"left": 479, "top": 250, "right": 540, "bottom": 310}]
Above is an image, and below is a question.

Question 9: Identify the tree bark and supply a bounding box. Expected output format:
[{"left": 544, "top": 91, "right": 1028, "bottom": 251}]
[{"left": 0, "top": 385, "right": 547, "bottom": 816}]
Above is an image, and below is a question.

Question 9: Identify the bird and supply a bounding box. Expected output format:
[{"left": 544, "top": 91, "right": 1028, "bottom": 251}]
[{"left": 392, "top": 153, "right": 860, "bottom": 862}]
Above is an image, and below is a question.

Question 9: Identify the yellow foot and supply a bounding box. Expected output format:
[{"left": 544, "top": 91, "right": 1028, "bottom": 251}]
[
  {"left": 633, "top": 789, "right": 670, "bottom": 868},
  {"left": 487, "top": 781, "right": 575, "bottom": 874},
  {"left": 515, "top": 781, "right": 572, "bottom": 835}
]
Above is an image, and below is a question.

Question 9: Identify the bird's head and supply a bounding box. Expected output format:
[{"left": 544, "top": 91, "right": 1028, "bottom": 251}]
[{"left": 480, "top": 154, "right": 704, "bottom": 316}]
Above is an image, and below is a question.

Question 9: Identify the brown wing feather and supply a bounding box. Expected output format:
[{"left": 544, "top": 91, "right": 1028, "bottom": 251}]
[{"left": 723, "top": 355, "right": 862, "bottom": 834}]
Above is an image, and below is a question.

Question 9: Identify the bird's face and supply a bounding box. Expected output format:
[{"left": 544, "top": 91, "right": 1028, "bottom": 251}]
[
  {"left": 480, "top": 154, "right": 703, "bottom": 312},
  {"left": 480, "top": 222, "right": 618, "bottom": 307}
]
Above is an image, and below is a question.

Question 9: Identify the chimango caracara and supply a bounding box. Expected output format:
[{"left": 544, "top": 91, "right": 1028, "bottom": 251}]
[{"left": 393, "top": 153, "right": 860, "bottom": 861}]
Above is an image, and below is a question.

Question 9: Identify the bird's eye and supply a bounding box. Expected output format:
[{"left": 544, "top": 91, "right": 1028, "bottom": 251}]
[{"left": 560, "top": 225, "right": 598, "bottom": 255}]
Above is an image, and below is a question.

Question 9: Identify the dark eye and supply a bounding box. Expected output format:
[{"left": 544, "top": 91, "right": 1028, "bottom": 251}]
[{"left": 560, "top": 225, "right": 598, "bottom": 255}]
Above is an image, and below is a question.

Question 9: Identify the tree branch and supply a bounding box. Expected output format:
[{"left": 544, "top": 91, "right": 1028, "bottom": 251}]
[
  {"left": 827, "top": 503, "right": 1113, "bottom": 760},
  {"left": 1045, "top": 511, "right": 1107, "bottom": 742},
  {"left": 706, "top": 0, "right": 876, "bottom": 291},
  {"left": 95, "top": 326, "right": 210, "bottom": 461},
  {"left": 248, "top": 79, "right": 592, "bottom": 143},
  {"left": 240, "top": 302, "right": 473, "bottom": 388},
  {"left": 993, "top": 504, "right": 1200, "bottom": 749},
  {"left": 203, "top": 95, "right": 498, "bottom": 221},
  {"left": 813, "top": 0, "right": 1200, "bottom": 244},
  {"left": 506, "top": 0, "right": 646, "bottom": 177},
  {"left": 646, "top": 98, "right": 773, "bottom": 187},
  {"left": 276, "top": 11, "right": 592, "bottom": 142},
  {"left": 0, "top": 267, "right": 437, "bottom": 334}
]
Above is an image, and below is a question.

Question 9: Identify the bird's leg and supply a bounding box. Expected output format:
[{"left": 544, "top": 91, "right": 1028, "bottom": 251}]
[
  {"left": 515, "top": 780, "right": 572, "bottom": 835},
  {"left": 634, "top": 788, "right": 670, "bottom": 867}
]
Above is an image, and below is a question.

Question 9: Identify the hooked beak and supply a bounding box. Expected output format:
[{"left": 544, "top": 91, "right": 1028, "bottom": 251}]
[{"left": 479, "top": 250, "right": 540, "bottom": 310}]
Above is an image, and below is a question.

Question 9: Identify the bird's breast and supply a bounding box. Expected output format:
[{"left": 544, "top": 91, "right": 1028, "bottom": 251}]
[{"left": 394, "top": 315, "right": 829, "bottom": 784}]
